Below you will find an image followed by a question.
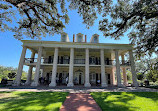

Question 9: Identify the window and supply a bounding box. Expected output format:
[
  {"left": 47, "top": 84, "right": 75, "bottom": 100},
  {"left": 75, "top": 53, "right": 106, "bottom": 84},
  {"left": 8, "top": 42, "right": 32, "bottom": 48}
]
[
  {"left": 61, "top": 35, "right": 66, "bottom": 42},
  {"left": 78, "top": 35, "right": 82, "bottom": 42},
  {"left": 94, "top": 36, "right": 98, "bottom": 43}
]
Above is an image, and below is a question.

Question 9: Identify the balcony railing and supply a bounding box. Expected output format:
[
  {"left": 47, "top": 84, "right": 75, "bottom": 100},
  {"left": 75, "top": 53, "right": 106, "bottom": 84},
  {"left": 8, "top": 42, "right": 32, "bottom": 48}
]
[
  {"left": 24, "top": 58, "right": 37, "bottom": 63},
  {"left": 24, "top": 58, "right": 131, "bottom": 66},
  {"left": 58, "top": 59, "right": 69, "bottom": 64},
  {"left": 42, "top": 58, "right": 53, "bottom": 64},
  {"left": 120, "top": 60, "right": 131, "bottom": 66},
  {"left": 105, "top": 60, "right": 115, "bottom": 65},
  {"left": 74, "top": 59, "right": 85, "bottom": 64},
  {"left": 89, "top": 60, "right": 101, "bottom": 65}
]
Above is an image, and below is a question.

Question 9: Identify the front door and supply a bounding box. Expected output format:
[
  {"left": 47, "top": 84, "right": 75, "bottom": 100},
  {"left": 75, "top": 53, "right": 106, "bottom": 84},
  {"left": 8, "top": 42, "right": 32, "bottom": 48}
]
[
  {"left": 74, "top": 71, "right": 84, "bottom": 85},
  {"left": 90, "top": 73, "right": 96, "bottom": 85}
]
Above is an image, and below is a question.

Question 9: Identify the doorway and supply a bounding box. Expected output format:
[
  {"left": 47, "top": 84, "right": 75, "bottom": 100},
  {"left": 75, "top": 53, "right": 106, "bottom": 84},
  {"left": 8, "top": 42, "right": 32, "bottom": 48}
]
[{"left": 74, "top": 71, "right": 84, "bottom": 85}]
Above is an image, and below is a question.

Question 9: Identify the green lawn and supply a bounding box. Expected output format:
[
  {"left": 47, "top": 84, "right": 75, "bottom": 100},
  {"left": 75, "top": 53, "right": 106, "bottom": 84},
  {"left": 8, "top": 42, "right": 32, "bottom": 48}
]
[
  {"left": 91, "top": 92, "right": 158, "bottom": 111},
  {"left": 0, "top": 91, "right": 68, "bottom": 111}
]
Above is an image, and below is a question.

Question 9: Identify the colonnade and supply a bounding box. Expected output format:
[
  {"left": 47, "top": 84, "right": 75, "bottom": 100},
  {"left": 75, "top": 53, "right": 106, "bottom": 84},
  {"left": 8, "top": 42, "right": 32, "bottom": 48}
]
[{"left": 13, "top": 46, "right": 138, "bottom": 87}]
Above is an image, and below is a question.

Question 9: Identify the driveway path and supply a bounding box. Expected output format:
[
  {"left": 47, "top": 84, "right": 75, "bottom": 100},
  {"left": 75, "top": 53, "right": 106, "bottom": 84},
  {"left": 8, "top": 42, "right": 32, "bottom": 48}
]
[
  {"left": 0, "top": 86, "right": 157, "bottom": 92},
  {"left": 60, "top": 93, "right": 102, "bottom": 111}
]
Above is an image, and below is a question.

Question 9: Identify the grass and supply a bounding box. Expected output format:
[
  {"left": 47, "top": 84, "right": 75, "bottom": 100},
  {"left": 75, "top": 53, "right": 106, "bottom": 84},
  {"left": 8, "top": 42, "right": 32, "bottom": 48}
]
[
  {"left": 0, "top": 91, "right": 68, "bottom": 111},
  {"left": 91, "top": 92, "right": 158, "bottom": 111}
]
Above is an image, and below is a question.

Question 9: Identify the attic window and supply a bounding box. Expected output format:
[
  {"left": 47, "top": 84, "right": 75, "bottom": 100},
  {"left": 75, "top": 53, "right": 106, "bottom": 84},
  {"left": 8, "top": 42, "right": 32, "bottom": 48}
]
[
  {"left": 94, "top": 36, "right": 98, "bottom": 43},
  {"left": 78, "top": 35, "right": 82, "bottom": 42},
  {"left": 62, "top": 35, "right": 66, "bottom": 42}
]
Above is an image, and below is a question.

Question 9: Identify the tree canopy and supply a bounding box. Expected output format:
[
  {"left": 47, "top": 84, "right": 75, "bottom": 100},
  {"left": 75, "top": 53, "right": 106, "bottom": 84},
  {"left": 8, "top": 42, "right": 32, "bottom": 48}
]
[
  {"left": 0, "top": 65, "right": 27, "bottom": 81},
  {"left": 1, "top": 0, "right": 158, "bottom": 56},
  {"left": 135, "top": 55, "right": 158, "bottom": 82},
  {"left": 1, "top": 0, "right": 69, "bottom": 39}
]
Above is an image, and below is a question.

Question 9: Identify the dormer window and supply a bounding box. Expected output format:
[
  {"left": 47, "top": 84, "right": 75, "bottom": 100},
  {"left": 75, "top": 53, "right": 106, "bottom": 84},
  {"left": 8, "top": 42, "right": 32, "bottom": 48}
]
[
  {"left": 61, "top": 35, "right": 66, "bottom": 42},
  {"left": 90, "top": 34, "right": 99, "bottom": 43},
  {"left": 76, "top": 33, "right": 83, "bottom": 42},
  {"left": 61, "top": 32, "right": 70, "bottom": 42},
  {"left": 78, "top": 35, "right": 82, "bottom": 42},
  {"left": 94, "top": 36, "right": 98, "bottom": 43}
]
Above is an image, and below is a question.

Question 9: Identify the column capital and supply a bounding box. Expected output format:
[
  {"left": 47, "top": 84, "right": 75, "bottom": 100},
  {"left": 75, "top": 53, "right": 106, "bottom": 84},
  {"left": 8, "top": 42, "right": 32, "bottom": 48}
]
[
  {"left": 22, "top": 45, "right": 28, "bottom": 48},
  {"left": 55, "top": 47, "right": 59, "bottom": 49},
  {"left": 100, "top": 49, "right": 104, "bottom": 51},
  {"left": 39, "top": 46, "right": 43, "bottom": 49},
  {"left": 30, "top": 49, "right": 35, "bottom": 53},
  {"left": 114, "top": 49, "right": 119, "bottom": 51}
]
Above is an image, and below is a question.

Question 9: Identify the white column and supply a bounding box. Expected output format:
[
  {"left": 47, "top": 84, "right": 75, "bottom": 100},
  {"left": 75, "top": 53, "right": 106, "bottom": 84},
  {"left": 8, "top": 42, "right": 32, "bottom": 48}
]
[
  {"left": 49, "top": 47, "right": 58, "bottom": 87},
  {"left": 84, "top": 48, "right": 91, "bottom": 87},
  {"left": 115, "top": 50, "right": 123, "bottom": 87},
  {"left": 25, "top": 66, "right": 33, "bottom": 85},
  {"left": 110, "top": 67, "right": 115, "bottom": 86},
  {"left": 67, "top": 48, "right": 74, "bottom": 87},
  {"left": 25, "top": 51, "right": 35, "bottom": 85},
  {"left": 13, "top": 46, "right": 27, "bottom": 86},
  {"left": 31, "top": 47, "right": 43, "bottom": 86},
  {"left": 121, "top": 54, "right": 128, "bottom": 86},
  {"left": 100, "top": 49, "right": 107, "bottom": 87},
  {"left": 129, "top": 50, "right": 138, "bottom": 87}
]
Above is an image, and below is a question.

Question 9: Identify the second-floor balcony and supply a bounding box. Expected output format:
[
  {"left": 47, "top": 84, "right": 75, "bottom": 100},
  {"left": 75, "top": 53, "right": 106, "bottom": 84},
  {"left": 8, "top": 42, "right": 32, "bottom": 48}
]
[
  {"left": 74, "top": 59, "right": 85, "bottom": 64},
  {"left": 24, "top": 58, "right": 131, "bottom": 66}
]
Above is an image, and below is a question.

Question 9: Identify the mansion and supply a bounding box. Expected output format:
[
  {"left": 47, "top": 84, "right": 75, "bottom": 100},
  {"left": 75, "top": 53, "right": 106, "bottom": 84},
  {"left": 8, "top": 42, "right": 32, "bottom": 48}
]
[{"left": 13, "top": 33, "right": 138, "bottom": 87}]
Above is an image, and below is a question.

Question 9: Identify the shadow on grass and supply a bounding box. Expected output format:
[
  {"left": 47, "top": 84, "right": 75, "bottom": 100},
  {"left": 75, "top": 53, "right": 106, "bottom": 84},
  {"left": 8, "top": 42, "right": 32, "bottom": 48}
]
[
  {"left": 91, "top": 92, "right": 158, "bottom": 111},
  {"left": 0, "top": 91, "right": 68, "bottom": 111},
  {"left": 128, "top": 92, "right": 158, "bottom": 102},
  {"left": 91, "top": 92, "right": 139, "bottom": 111}
]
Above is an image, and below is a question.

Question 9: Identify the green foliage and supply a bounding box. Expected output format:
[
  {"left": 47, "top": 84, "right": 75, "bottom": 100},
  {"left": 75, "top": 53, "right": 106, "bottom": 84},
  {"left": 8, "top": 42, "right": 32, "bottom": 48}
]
[
  {"left": 0, "top": 65, "right": 27, "bottom": 81},
  {"left": 146, "top": 70, "right": 158, "bottom": 82},
  {"left": 126, "top": 70, "right": 132, "bottom": 81},
  {"left": 99, "top": 0, "right": 158, "bottom": 57},
  {"left": 0, "top": 92, "right": 69, "bottom": 111},
  {"left": 1, "top": 0, "right": 157, "bottom": 56},
  {"left": 137, "top": 73, "right": 144, "bottom": 80},
  {"left": 91, "top": 92, "right": 158, "bottom": 111},
  {"left": 1, "top": 0, "right": 69, "bottom": 39},
  {"left": 135, "top": 54, "right": 158, "bottom": 82},
  {"left": 69, "top": 0, "right": 158, "bottom": 56}
]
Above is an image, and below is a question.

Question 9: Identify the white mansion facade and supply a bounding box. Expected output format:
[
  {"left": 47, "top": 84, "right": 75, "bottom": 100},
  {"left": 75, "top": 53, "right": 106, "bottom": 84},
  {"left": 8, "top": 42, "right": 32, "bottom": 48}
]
[{"left": 13, "top": 33, "right": 138, "bottom": 87}]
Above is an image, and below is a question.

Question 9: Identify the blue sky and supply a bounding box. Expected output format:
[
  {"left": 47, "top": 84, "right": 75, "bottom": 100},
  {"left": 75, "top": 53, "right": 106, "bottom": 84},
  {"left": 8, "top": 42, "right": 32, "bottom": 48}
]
[{"left": 0, "top": 2, "right": 130, "bottom": 71}]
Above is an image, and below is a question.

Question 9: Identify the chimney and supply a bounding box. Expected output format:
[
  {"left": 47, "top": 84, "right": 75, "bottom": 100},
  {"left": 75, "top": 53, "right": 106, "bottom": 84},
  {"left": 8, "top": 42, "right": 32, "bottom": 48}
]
[
  {"left": 85, "top": 35, "right": 87, "bottom": 43},
  {"left": 73, "top": 34, "right": 75, "bottom": 42}
]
